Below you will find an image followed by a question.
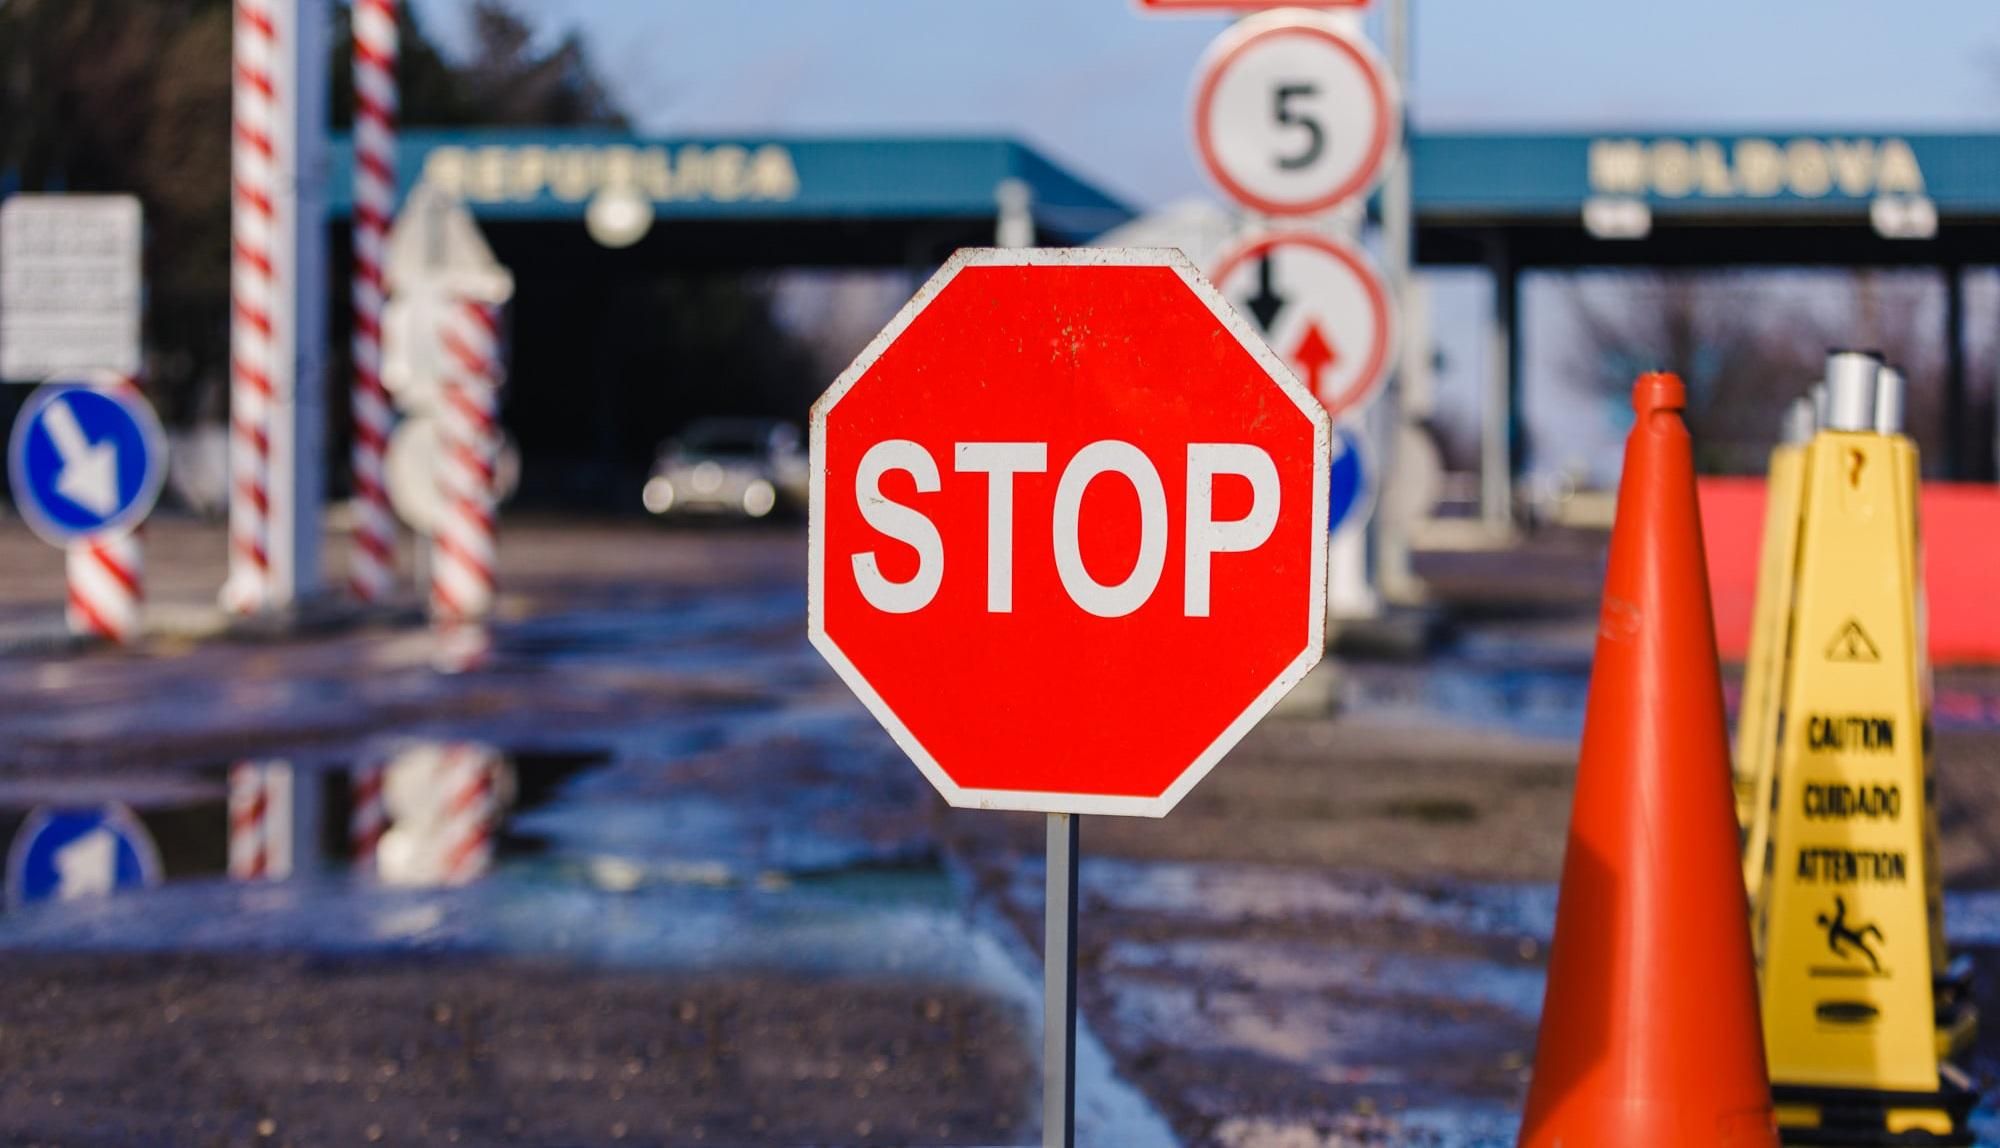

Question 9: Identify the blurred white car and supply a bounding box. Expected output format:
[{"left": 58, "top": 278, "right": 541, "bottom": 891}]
[{"left": 643, "top": 418, "right": 808, "bottom": 519}]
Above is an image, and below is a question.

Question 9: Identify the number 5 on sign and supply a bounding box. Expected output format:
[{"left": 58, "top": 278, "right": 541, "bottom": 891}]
[
  {"left": 1272, "top": 84, "right": 1325, "bottom": 171},
  {"left": 1193, "top": 10, "right": 1401, "bottom": 217}
]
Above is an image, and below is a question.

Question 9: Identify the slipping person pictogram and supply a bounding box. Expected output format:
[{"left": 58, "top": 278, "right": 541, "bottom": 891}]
[{"left": 1819, "top": 896, "right": 1885, "bottom": 972}]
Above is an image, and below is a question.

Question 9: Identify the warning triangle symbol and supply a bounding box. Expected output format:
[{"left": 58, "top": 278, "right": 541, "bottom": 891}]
[{"left": 1825, "top": 619, "right": 1881, "bottom": 663}]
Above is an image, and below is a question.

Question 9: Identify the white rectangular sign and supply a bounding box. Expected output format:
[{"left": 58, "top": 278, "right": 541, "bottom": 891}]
[{"left": 0, "top": 194, "right": 143, "bottom": 380}]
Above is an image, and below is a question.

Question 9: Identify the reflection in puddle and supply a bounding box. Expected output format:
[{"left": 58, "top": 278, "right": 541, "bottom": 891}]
[
  {"left": 227, "top": 760, "right": 295, "bottom": 880},
  {"left": 371, "top": 741, "right": 511, "bottom": 887},
  {"left": 0, "top": 744, "right": 613, "bottom": 908}
]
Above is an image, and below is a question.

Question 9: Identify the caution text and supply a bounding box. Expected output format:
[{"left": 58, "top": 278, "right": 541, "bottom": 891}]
[{"left": 1806, "top": 714, "right": 1895, "bottom": 753}]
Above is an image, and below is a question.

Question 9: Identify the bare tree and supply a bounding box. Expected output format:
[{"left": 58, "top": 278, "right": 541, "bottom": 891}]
[
  {"left": 1562, "top": 270, "right": 1946, "bottom": 475},
  {"left": 0, "top": 0, "right": 630, "bottom": 424}
]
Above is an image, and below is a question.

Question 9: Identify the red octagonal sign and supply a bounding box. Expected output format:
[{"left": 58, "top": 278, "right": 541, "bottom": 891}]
[{"left": 810, "top": 249, "right": 1330, "bottom": 816}]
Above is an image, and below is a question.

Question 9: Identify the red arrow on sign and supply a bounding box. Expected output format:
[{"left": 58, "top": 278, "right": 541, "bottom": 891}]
[{"left": 1289, "top": 321, "right": 1338, "bottom": 400}]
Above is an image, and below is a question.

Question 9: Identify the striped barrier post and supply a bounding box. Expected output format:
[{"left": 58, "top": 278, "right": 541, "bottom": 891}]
[
  {"left": 64, "top": 371, "right": 148, "bottom": 645},
  {"left": 347, "top": 0, "right": 399, "bottom": 602},
  {"left": 429, "top": 299, "right": 503, "bottom": 671},
  {"left": 223, "top": 0, "right": 279, "bottom": 615},
  {"left": 65, "top": 531, "right": 143, "bottom": 644}
]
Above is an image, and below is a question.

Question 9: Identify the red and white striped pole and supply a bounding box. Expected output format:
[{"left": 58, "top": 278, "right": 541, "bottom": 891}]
[
  {"left": 66, "top": 532, "right": 143, "bottom": 644},
  {"left": 224, "top": 0, "right": 279, "bottom": 615},
  {"left": 430, "top": 300, "right": 503, "bottom": 669},
  {"left": 66, "top": 372, "right": 147, "bottom": 645},
  {"left": 348, "top": 0, "right": 399, "bottom": 602}
]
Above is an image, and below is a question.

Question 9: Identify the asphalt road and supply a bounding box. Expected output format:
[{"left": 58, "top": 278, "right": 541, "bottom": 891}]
[{"left": 0, "top": 516, "right": 1996, "bottom": 1146}]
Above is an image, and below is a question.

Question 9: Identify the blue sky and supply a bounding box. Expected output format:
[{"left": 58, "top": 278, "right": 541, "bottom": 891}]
[{"left": 414, "top": 0, "right": 2000, "bottom": 207}]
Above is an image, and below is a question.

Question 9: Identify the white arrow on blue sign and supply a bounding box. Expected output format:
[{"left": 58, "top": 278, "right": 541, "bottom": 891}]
[
  {"left": 7, "top": 377, "right": 166, "bottom": 546},
  {"left": 5, "top": 804, "right": 162, "bottom": 910},
  {"left": 1327, "top": 422, "right": 1373, "bottom": 535}
]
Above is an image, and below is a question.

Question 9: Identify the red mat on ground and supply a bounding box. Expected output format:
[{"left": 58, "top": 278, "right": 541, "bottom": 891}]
[{"left": 1699, "top": 478, "right": 2000, "bottom": 665}]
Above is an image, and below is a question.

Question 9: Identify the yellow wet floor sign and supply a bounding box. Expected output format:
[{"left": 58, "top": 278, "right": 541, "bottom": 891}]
[
  {"left": 1738, "top": 399, "right": 1810, "bottom": 913},
  {"left": 1755, "top": 363, "right": 1974, "bottom": 1143},
  {"left": 1885, "top": 387, "right": 1977, "bottom": 1064}
]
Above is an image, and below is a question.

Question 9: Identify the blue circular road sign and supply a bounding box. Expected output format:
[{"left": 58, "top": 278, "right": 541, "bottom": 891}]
[
  {"left": 1327, "top": 423, "right": 1373, "bottom": 535},
  {"left": 6, "top": 804, "right": 163, "bottom": 910},
  {"left": 8, "top": 377, "right": 166, "bottom": 547}
]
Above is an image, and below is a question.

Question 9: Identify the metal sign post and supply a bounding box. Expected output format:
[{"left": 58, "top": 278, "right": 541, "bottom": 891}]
[
  {"left": 1374, "top": 0, "right": 1423, "bottom": 599},
  {"left": 1044, "top": 813, "right": 1080, "bottom": 1148},
  {"left": 269, "top": 0, "right": 331, "bottom": 609}
]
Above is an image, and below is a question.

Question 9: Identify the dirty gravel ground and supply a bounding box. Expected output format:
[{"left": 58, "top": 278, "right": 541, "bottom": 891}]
[
  {"left": 0, "top": 954, "right": 1031, "bottom": 1147},
  {"left": 1, "top": 518, "right": 1998, "bottom": 1146}
]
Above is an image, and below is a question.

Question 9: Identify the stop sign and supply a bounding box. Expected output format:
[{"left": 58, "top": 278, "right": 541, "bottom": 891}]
[{"left": 810, "top": 249, "right": 1330, "bottom": 816}]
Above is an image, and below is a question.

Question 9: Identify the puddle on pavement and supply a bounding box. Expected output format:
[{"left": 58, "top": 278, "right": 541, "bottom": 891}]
[
  {"left": 0, "top": 694, "right": 950, "bottom": 922},
  {"left": 0, "top": 721, "right": 981, "bottom": 1018}
]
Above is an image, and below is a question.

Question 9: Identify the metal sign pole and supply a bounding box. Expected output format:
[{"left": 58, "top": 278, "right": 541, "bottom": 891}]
[
  {"left": 1375, "top": 0, "right": 1418, "bottom": 599},
  {"left": 1044, "top": 812, "right": 1079, "bottom": 1148},
  {"left": 268, "top": 0, "right": 331, "bottom": 608}
]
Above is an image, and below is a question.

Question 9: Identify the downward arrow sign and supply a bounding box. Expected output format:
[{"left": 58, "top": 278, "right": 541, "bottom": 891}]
[
  {"left": 1243, "top": 255, "right": 1286, "bottom": 332},
  {"left": 41, "top": 397, "right": 120, "bottom": 518}
]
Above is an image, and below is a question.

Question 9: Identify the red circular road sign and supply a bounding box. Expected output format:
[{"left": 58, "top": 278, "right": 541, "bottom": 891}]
[
  {"left": 810, "top": 249, "right": 1330, "bottom": 817},
  {"left": 1211, "top": 231, "right": 1397, "bottom": 419},
  {"left": 1192, "top": 11, "right": 1400, "bottom": 217}
]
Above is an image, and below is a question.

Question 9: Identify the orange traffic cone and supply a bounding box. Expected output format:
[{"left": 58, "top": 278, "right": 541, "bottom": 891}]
[{"left": 1518, "top": 374, "right": 1778, "bottom": 1147}]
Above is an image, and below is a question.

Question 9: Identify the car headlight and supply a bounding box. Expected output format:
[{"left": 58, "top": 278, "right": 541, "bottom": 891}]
[
  {"left": 742, "top": 479, "right": 776, "bottom": 518},
  {"left": 643, "top": 477, "right": 676, "bottom": 514}
]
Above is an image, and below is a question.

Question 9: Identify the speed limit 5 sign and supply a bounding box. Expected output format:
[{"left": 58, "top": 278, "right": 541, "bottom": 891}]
[{"left": 1193, "top": 11, "right": 1401, "bottom": 216}]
